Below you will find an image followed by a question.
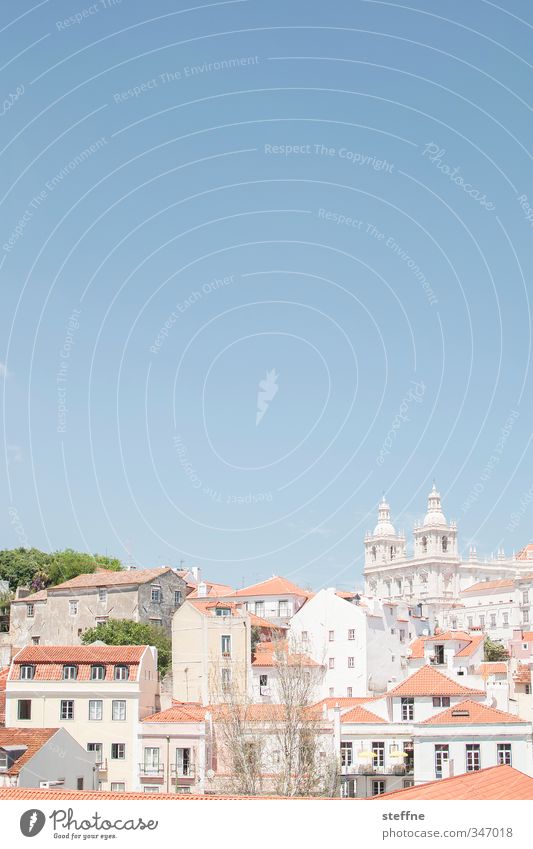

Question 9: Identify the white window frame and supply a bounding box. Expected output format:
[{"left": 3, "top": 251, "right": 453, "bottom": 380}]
[
  {"left": 63, "top": 665, "right": 77, "bottom": 680},
  {"left": 151, "top": 585, "right": 162, "bottom": 603},
  {"left": 466, "top": 744, "right": 481, "bottom": 772},
  {"left": 69, "top": 600, "right": 78, "bottom": 616},
  {"left": 348, "top": 657, "right": 354, "bottom": 668},
  {"left": 111, "top": 743, "right": 126, "bottom": 760},
  {"left": 112, "top": 699, "right": 126, "bottom": 721},
  {"left": 348, "top": 629, "right": 355, "bottom": 640},
  {"left": 221, "top": 635, "right": 231, "bottom": 657},
  {"left": 89, "top": 700, "right": 103, "bottom": 721},
  {"left": 20, "top": 665, "right": 35, "bottom": 680},
  {"left": 60, "top": 700, "right": 74, "bottom": 720},
  {"left": 26, "top": 604, "right": 34, "bottom": 618},
  {"left": 90, "top": 664, "right": 105, "bottom": 681},
  {"left": 98, "top": 588, "right": 107, "bottom": 604},
  {"left": 114, "top": 665, "right": 129, "bottom": 681},
  {"left": 497, "top": 743, "right": 512, "bottom": 766}
]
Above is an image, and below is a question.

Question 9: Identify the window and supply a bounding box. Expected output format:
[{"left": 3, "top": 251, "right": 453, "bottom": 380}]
[
  {"left": 77, "top": 778, "right": 84, "bottom": 790},
  {"left": 329, "top": 688, "right": 334, "bottom": 697},
  {"left": 98, "top": 588, "right": 107, "bottom": 603},
  {"left": 503, "top": 612, "right": 509, "bottom": 626},
  {"left": 255, "top": 601, "right": 265, "bottom": 617},
  {"left": 278, "top": 600, "right": 289, "bottom": 618},
  {"left": 111, "top": 743, "right": 125, "bottom": 760},
  {"left": 466, "top": 744, "right": 481, "bottom": 772},
  {"left": 328, "top": 630, "right": 335, "bottom": 642},
  {"left": 111, "top": 782, "right": 125, "bottom": 791},
  {"left": 95, "top": 616, "right": 108, "bottom": 625},
  {"left": 60, "top": 700, "right": 74, "bottom": 720},
  {"left": 112, "top": 700, "right": 126, "bottom": 721},
  {"left": 497, "top": 744, "right": 512, "bottom": 766},
  {"left": 151, "top": 586, "right": 162, "bottom": 603},
  {"left": 63, "top": 665, "right": 77, "bottom": 680},
  {"left": 523, "top": 610, "right": 530, "bottom": 624},
  {"left": 434, "top": 744, "right": 449, "bottom": 777},
  {"left": 401, "top": 697, "right": 414, "bottom": 721},
  {"left": 69, "top": 600, "right": 78, "bottom": 616},
  {"left": 26, "top": 604, "right": 34, "bottom": 618},
  {"left": 523, "top": 591, "right": 529, "bottom": 604},
  {"left": 526, "top": 684, "right": 532, "bottom": 695},
  {"left": 421, "top": 536, "right": 427, "bottom": 552},
  {"left": 20, "top": 665, "right": 35, "bottom": 680},
  {"left": 340, "top": 742, "right": 353, "bottom": 767},
  {"left": 399, "top": 630, "right": 406, "bottom": 644},
  {"left": 174, "top": 590, "right": 183, "bottom": 605},
  {"left": 176, "top": 747, "right": 191, "bottom": 777},
  {"left": 114, "top": 665, "right": 129, "bottom": 680},
  {"left": 467, "top": 616, "right": 473, "bottom": 629},
  {"left": 432, "top": 697, "right": 451, "bottom": 708},
  {"left": 144, "top": 787, "right": 159, "bottom": 793},
  {"left": 150, "top": 618, "right": 162, "bottom": 627},
  {"left": 347, "top": 687, "right": 352, "bottom": 697},
  {"left": 17, "top": 700, "right": 31, "bottom": 720},
  {"left": 221, "top": 635, "right": 231, "bottom": 657},
  {"left": 143, "top": 748, "right": 160, "bottom": 773},
  {"left": 215, "top": 607, "right": 231, "bottom": 617},
  {"left": 490, "top": 614, "right": 496, "bottom": 628},
  {"left": 348, "top": 629, "right": 355, "bottom": 640},
  {"left": 442, "top": 536, "right": 448, "bottom": 552},
  {"left": 433, "top": 644, "right": 445, "bottom": 664},
  {"left": 89, "top": 700, "right": 103, "bottom": 721},
  {"left": 329, "top": 658, "right": 335, "bottom": 669},
  {"left": 221, "top": 668, "right": 231, "bottom": 691},
  {"left": 301, "top": 630, "right": 308, "bottom": 641},
  {"left": 372, "top": 780, "right": 386, "bottom": 796},
  {"left": 0, "top": 752, "right": 8, "bottom": 770},
  {"left": 348, "top": 657, "right": 354, "bottom": 668},
  {"left": 403, "top": 779, "right": 414, "bottom": 788},
  {"left": 90, "top": 664, "right": 105, "bottom": 681},
  {"left": 87, "top": 743, "right": 103, "bottom": 764},
  {"left": 32, "top": 637, "right": 40, "bottom": 645},
  {"left": 479, "top": 615, "right": 485, "bottom": 628},
  {"left": 372, "top": 742, "right": 384, "bottom": 768}
]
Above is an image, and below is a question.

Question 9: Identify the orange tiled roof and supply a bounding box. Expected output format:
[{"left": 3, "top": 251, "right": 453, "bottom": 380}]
[
  {"left": 516, "top": 544, "right": 533, "bottom": 560},
  {"left": 462, "top": 579, "right": 515, "bottom": 594},
  {"left": 423, "top": 699, "right": 525, "bottom": 725},
  {"left": 188, "top": 599, "right": 244, "bottom": 617},
  {"left": 211, "top": 703, "right": 322, "bottom": 722},
  {"left": 0, "top": 787, "right": 335, "bottom": 800},
  {"left": 313, "top": 697, "right": 377, "bottom": 710},
  {"left": 249, "top": 613, "right": 287, "bottom": 630},
  {"left": 11, "top": 589, "right": 48, "bottom": 604},
  {"left": 0, "top": 728, "right": 58, "bottom": 775},
  {"left": 49, "top": 567, "right": 175, "bottom": 590},
  {"left": 10, "top": 645, "right": 146, "bottom": 681},
  {"left": 234, "top": 576, "right": 311, "bottom": 598},
  {"left": 387, "top": 666, "right": 485, "bottom": 697},
  {"left": 409, "top": 631, "right": 478, "bottom": 659},
  {"left": 142, "top": 702, "right": 208, "bottom": 723},
  {"left": 476, "top": 662, "right": 508, "bottom": 675},
  {"left": 251, "top": 641, "right": 321, "bottom": 668},
  {"left": 513, "top": 664, "right": 531, "bottom": 685},
  {"left": 187, "top": 582, "right": 234, "bottom": 599},
  {"left": 340, "top": 705, "right": 387, "bottom": 724},
  {"left": 373, "top": 765, "right": 533, "bottom": 800},
  {"left": 512, "top": 631, "right": 533, "bottom": 642}
]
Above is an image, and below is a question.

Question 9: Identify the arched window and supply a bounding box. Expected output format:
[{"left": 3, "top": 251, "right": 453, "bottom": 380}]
[
  {"left": 421, "top": 536, "right": 427, "bottom": 553},
  {"left": 390, "top": 546, "right": 395, "bottom": 560},
  {"left": 371, "top": 545, "right": 377, "bottom": 561},
  {"left": 442, "top": 536, "right": 448, "bottom": 552}
]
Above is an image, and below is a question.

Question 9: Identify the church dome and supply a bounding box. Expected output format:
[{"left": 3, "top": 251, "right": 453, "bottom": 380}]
[
  {"left": 373, "top": 496, "right": 396, "bottom": 536},
  {"left": 423, "top": 483, "right": 447, "bottom": 526}
]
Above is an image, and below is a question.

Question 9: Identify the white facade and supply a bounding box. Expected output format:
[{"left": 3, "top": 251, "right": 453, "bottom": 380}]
[
  {"left": 290, "top": 588, "right": 431, "bottom": 698},
  {"left": 364, "top": 487, "right": 533, "bottom": 616},
  {"left": 442, "top": 577, "right": 533, "bottom": 643}
]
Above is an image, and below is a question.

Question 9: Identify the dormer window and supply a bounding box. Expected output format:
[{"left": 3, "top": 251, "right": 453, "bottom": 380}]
[
  {"left": 215, "top": 607, "right": 231, "bottom": 617},
  {"left": 90, "top": 664, "right": 105, "bottom": 681},
  {"left": 114, "top": 665, "right": 129, "bottom": 681},
  {"left": 63, "top": 665, "right": 78, "bottom": 680},
  {"left": 20, "top": 664, "right": 35, "bottom": 680}
]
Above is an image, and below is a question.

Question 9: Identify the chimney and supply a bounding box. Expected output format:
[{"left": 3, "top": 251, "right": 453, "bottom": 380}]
[
  {"left": 197, "top": 581, "right": 208, "bottom": 598},
  {"left": 191, "top": 567, "right": 200, "bottom": 583}
]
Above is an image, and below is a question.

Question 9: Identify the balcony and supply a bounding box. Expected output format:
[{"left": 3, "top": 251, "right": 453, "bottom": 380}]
[
  {"left": 171, "top": 763, "right": 196, "bottom": 780},
  {"left": 350, "top": 764, "right": 409, "bottom": 776},
  {"left": 138, "top": 764, "right": 165, "bottom": 780}
]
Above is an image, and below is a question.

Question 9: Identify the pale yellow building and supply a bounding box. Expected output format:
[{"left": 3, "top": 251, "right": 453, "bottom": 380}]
[
  {"left": 172, "top": 599, "right": 252, "bottom": 705},
  {"left": 5, "top": 644, "right": 159, "bottom": 792}
]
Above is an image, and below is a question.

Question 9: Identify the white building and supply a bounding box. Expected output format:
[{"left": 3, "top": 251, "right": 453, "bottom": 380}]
[
  {"left": 226, "top": 576, "right": 311, "bottom": 626},
  {"left": 290, "top": 587, "right": 431, "bottom": 699},
  {"left": 364, "top": 487, "right": 533, "bottom": 613},
  {"left": 442, "top": 575, "right": 533, "bottom": 642}
]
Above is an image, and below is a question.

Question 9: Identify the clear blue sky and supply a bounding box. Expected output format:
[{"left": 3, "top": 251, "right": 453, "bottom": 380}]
[{"left": 1, "top": 0, "right": 532, "bottom": 591}]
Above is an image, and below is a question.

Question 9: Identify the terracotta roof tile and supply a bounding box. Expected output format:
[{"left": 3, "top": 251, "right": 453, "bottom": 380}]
[
  {"left": 0, "top": 787, "right": 334, "bottom": 800},
  {"left": 188, "top": 599, "right": 244, "bottom": 617},
  {"left": 340, "top": 705, "right": 387, "bottom": 724},
  {"left": 142, "top": 702, "right": 208, "bottom": 723},
  {"left": 251, "top": 641, "right": 321, "bottom": 668},
  {"left": 313, "top": 697, "right": 377, "bottom": 710},
  {"left": 409, "top": 632, "right": 483, "bottom": 660},
  {"left": 249, "top": 613, "right": 287, "bottom": 629},
  {"left": 476, "top": 662, "right": 508, "bottom": 675},
  {"left": 49, "top": 567, "right": 174, "bottom": 590},
  {"left": 373, "top": 765, "right": 533, "bottom": 800},
  {"left": 11, "top": 589, "right": 48, "bottom": 604},
  {"left": 513, "top": 664, "right": 531, "bottom": 685},
  {"left": 187, "top": 583, "right": 234, "bottom": 598},
  {"left": 387, "top": 666, "right": 485, "bottom": 697},
  {"left": 0, "top": 728, "right": 58, "bottom": 775},
  {"left": 462, "top": 579, "right": 515, "bottom": 594},
  {"left": 10, "top": 645, "right": 146, "bottom": 681},
  {"left": 423, "top": 699, "right": 525, "bottom": 725},
  {"left": 234, "top": 576, "right": 311, "bottom": 598}
]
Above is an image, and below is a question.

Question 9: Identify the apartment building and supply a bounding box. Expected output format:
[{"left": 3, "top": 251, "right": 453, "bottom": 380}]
[
  {"left": 442, "top": 575, "right": 533, "bottom": 642},
  {"left": 139, "top": 702, "right": 208, "bottom": 794},
  {"left": 9, "top": 567, "right": 187, "bottom": 646},
  {"left": 251, "top": 640, "right": 324, "bottom": 703},
  {"left": 290, "top": 588, "right": 431, "bottom": 698},
  {"left": 226, "top": 576, "right": 311, "bottom": 625},
  {"left": 172, "top": 599, "right": 252, "bottom": 705},
  {"left": 5, "top": 644, "right": 159, "bottom": 792},
  {"left": 335, "top": 665, "right": 532, "bottom": 797},
  {"left": 0, "top": 727, "right": 95, "bottom": 790}
]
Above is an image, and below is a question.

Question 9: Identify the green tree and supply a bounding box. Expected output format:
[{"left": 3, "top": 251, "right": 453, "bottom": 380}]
[
  {"left": 45, "top": 549, "right": 122, "bottom": 586},
  {"left": 484, "top": 636, "right": 509, "bottom": 662},
  {"left": 81, "top": 619, "right": 171, "bottom": 676},
  {"left": 0, "top": 547, "right": 122, "bottom": 591}
]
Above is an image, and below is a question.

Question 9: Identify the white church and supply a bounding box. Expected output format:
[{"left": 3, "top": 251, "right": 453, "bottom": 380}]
[{"left": 363, "top": 484, "right": 532, "bottom": 610}]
